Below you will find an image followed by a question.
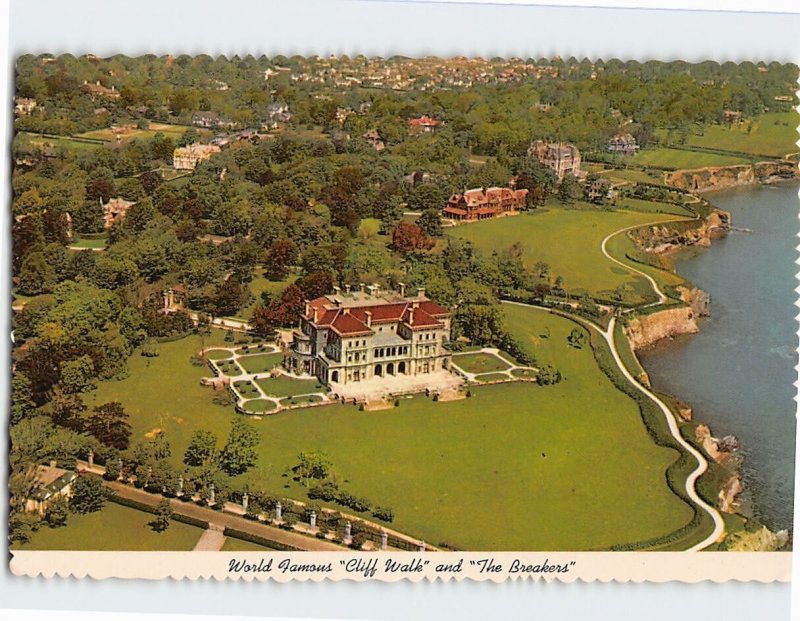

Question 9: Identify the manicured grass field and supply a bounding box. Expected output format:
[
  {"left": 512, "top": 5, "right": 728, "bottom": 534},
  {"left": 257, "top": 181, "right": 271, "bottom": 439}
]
[
  {"left": 629, "top": 148, "right": 750, "bottom": 170},
  {"left": 88, "top": 306, "right": 694, "bottom": 550},
  {"left": 15, "top": 131, "right": 104, "bottom": 154},
  {"left": 233, "top": 380, "right": 261, "bottom": 398},
  {"left": 617, "top": 197, "right": 694, "bottom": 217},
  {"left": 596, "top": 168, "right": 669, "bottom": 186},
  {"left": 242, "top": 399, "right": 277, "bottom": 413},
  {"left": 447, "top": 205, "right": 685, "bottom": 303},
  {"left": 215, "top": 359, "right": 244, "bottom": 376},
  {"left": 69, "top": 236, "right": 107, "bottom": 249},
  {"left": 238, "top": 353, "right": 284, "bottom": 374},
  {"left": 12, "top": 501, "right": 203, "bottom": 551},
  {"left": 474, "top": 372, "right": 510, "bottom": 383},
  {"left": 683, "top": 112, "right": 799, "bottom": 158},
  {"left": 255, "top": 375, "right": 324, "bottom": 397},
  {"left": 205, "top": 349, "right": 234, "bottom": 361},
  {"left": 75, "top": 123, "right": 191, "bottom": 143},
  {"left": 452, "top": 352, "right": 511, "bottom": 374}
]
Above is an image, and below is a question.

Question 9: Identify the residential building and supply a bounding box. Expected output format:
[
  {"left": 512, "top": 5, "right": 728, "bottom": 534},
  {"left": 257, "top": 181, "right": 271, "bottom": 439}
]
[
  {"left": 587, "top": 178, "right": 621, "bottom": 205},
  {"left": 172, "top": 143, "right": 222, "bottom": 171},
  {"left": 15, "top": 97, "right": 37, "bottom": 116},
  {"left": 25, "top": 463, "right": 77, "bottom": 516},
  {"left": 192, "top": 111, "right": 225, "bottom": 128},
  {"left": 80, "top": 80, "right": 121, "bottom": 99},
  {"left": 528, "top": 140, "right": 583, "bottom": 180},
  {"left": 288, "top": 284, "right": 451, "bottom": 388},
  {"left": 362, "top": 129, "right": 385, "bottom": 152},
  {"left": 607, "top": 133, "right": 639, "bottom": 154},
  {"left": 443, "top": 186, "right": 528, "bottom": 221},
  {"left": 101, "top": 197, "right": 136, "bottom": 228},
  {"left": 408, "top": 115, "right": 443, "bottom": 135},
  {"left": 264, "top": 103, "right": 292, "bottom": 129}
]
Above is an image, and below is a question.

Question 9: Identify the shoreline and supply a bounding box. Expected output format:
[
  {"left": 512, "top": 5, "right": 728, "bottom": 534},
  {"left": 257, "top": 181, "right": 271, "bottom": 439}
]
[{"left": 623, "top": 182, "right": 796, "bottom": 542}]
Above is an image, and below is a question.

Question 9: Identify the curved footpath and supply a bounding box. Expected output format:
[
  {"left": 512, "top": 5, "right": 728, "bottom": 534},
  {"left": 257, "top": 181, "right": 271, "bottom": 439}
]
[{"left": 505, "top": 211, "right": 727, "bottom": 551}]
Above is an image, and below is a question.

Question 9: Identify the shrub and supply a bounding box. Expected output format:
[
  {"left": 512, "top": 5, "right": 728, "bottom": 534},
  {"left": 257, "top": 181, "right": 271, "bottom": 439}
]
[{"left": 372, "top": 506, "right": 394, "bottom": 522}]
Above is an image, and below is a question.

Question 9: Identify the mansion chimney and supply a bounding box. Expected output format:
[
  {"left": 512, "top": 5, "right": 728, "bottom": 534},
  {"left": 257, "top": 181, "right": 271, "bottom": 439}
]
[
  {"left": 398, "top": 282, "right": 406, "bottom": 297},
  {"left": 365, "top": 310, "right": 372, "bottom": 327},
  {"left": 416, "top": 286, "right": 426, "bottom": 299}
]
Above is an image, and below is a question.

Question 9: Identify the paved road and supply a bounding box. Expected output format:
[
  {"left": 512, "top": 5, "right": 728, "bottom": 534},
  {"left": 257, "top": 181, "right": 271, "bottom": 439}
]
[{"left": 103, "top": 480, "right": 346, "bottom": 552}]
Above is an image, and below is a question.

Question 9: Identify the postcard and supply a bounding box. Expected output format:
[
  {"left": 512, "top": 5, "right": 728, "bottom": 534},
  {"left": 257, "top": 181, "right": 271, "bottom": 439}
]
[{"left": 7, "top": 50, "right": 797, "bottom": 583}]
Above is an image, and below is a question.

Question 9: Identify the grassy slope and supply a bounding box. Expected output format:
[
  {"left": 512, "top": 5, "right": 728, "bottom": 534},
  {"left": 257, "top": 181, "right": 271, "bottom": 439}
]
[
  {"left": 447, "top": 205, "right": 684, "bottom": 303},
  {"left": 12, "top": 502, "right": 203, "bottom": 551},
  {"left": 89, "top": 308, "right": 693, "bottom": 551},
  {"left": 684, "top": 112, "right": 799, "bottom": 158},
  {"left": 629, "top": 148, "right": 750, "bottom": 170}
]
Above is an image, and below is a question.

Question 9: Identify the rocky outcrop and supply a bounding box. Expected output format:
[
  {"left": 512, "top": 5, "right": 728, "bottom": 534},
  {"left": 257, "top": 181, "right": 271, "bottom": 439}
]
[
  {"left": 634, "top": 209, "right": 730, "bottom": 255},
  {"left": 719, "top": 474, "right": 745, "bottom": 514},
  {"left": 624, "top": 306, "right": 699, "bottom": 351},
  {"left": 678, "top": 285, "right": 710, "bottom": 318},
  {"left": 666, "top": 160, "right": 797, "bottom": 193}
]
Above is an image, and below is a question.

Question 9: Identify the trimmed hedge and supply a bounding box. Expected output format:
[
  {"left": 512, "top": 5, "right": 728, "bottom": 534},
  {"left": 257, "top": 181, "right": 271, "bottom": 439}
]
[
  {"left": 223, "top": 527, "right": 300, "bottom": 551},
  {"left": 108, "top": 493, "right": 209, "bottom": 529}
]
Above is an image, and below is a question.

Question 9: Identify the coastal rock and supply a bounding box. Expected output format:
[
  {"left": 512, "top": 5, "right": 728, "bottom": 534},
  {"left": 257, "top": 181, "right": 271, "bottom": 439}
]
[
  {"left": 635, "top": 209, "right": 730, "bottom": 255},
  {"left": 675, "top": 399, "right": 693, "bottom": 422},
  {"left": 678, "top": 285, "right": 710, "bottom": 318},
  {"left": 665, "top": 160, "right": 797, "bottom": 193},
  {"left": 719, "top": 473, "right": 744, "bottom": 514},
  {"left": 624, "top": 306, "right": 698, "bottom": 351}
]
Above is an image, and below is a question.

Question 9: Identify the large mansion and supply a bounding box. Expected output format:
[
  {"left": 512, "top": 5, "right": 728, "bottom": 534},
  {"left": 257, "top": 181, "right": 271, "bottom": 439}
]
[
  {"left": 528, "top": 140, "right": 583, "bottom": 180},
  {"left": 444, "top": 186, "right": 528, "bottom": 221},
  {"left": 288, "top": 284, "right": 452, "bottom": 388},
  {"left": 173, "top": 143, "right": 222, "bottom": 171}
]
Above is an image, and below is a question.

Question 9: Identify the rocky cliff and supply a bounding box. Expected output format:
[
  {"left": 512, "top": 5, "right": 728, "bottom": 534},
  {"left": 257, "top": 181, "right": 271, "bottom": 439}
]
[
  {"left": 624, "top": 305, "right": 699, "bottom": 351},
  {"left": 666, "top": 160, "right": 797, "bottom": 193},
  {"left": 634, "top": 209, "right": 730, "bottom": 255}
]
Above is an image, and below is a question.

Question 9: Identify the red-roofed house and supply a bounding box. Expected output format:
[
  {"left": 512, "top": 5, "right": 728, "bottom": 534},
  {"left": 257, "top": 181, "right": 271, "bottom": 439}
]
[
  {"left": 408, "top": 115, "right": 444, "bottom": 135},
  {"left": 444, "top": 186, "right": 528, "bottom": 221},
  {"left": 288, "top": 283, "right": 452, "bottom": 388}
]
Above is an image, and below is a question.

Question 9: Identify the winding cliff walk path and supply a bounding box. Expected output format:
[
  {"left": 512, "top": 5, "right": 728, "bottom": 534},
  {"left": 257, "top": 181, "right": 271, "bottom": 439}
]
[{"left": 505, "top": 210, "right": 727, "bottom": 551}]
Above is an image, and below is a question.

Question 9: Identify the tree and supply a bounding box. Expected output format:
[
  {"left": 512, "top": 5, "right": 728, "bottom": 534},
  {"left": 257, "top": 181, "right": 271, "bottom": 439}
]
[
  {"left": 213, "top": 276, "right": 246, "bottom": 317},
  {"left": 558, "top": 174, "right": 583, "bottom": 204},
  {"left": 49, "top": 386, "right": 87, "bottom": 431},
  {"left": 17, "top": 252, "right": 56, "bottom": 295},
  {"left": 406, "top": 183, "right": 448, "bottom": 213},
  {"left": 86, "top": 402, "right": 131, "bottom": 450},
  {"left": 45, "top": 495, "right": 69, "bottom": 527},
  {"left": 184, "top": 430, "right": 219, "bottom": 468},
  {"left": 417, "top": 208, "right": 443, "bottom": 237},
  {"left": 251, "top": 283, "right": 305, "bottom": 336},
  {"left": 391, "top": 222, "right": 434, "bottom": 255},
  {"left": 296, "top": 451, "right": 332, "bottom": 487},
  {"left": 219, "top": 418, "right": 260, "bottom": 476},
  {"left": 150, "top": 499, "right": 172, "bottom": 532},
  {"left": 59, "top": 355, "right": 96, "bottom": 394},
  {"left": 296, "top": 271, "right": 334, "bottom": 300},
  {"left": 70, "top": 474, "right": 109, "bottom": 513},
  {"left": 11, "top": 374, "right": 36, "bottom": 425},
  {"left": 265, "top": 239, "right": 298, "bottom": 280}
]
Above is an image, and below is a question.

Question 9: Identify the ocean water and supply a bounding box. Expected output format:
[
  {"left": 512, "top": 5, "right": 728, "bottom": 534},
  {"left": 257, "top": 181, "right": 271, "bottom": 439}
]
[{"left": 637, "top": 183, "right": 799, "bottom": 531}]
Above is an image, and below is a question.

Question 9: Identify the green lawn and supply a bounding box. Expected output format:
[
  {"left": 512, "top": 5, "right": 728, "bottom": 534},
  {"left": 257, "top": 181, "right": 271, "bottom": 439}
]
[
  {"left": 205, "top": 349, "right": 235, "bottom": 361},
  {"left": 629, "top": 148, "right": 750, "bottom": 170},
  {"left": 474, "top": 372, "right": 511, "bottom": 383},
  {"left": 617, "top": 197, "right": 693, "bottom": 217},
  {"left": 596, "top": 168, "right": 669, "bottom": 186},
  {"left": 684, "top": 112, "right": 799, "bottom": 158},
  {"left": 241, "top": 399, "right": 278, "bottom": 413},
  {"left": 86, "top": 308, "right": 696, "bottom": 550},
  {"left": 452, "top": 352, "right": 511, "bottom": 374},
  {"left": 238, "top": 353, "right": 284, "bottom": 374},
  {"left": 12, "top": 501, "right": 203, "bottom": 551},
  {"left": 447, "top": 205, "right": 686, "bottom": 303},
  {"left": 69, "top": 236, "right": 107, "bottom": 250},
  {"left": 255, "top": 375, "right": 324, "bottom": 397},
  {"left": 280, "top": 395, "right": 324, "bottom": 407},
  {"left": 15, "top": 131, "right": 105, "bottom": 155}
]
